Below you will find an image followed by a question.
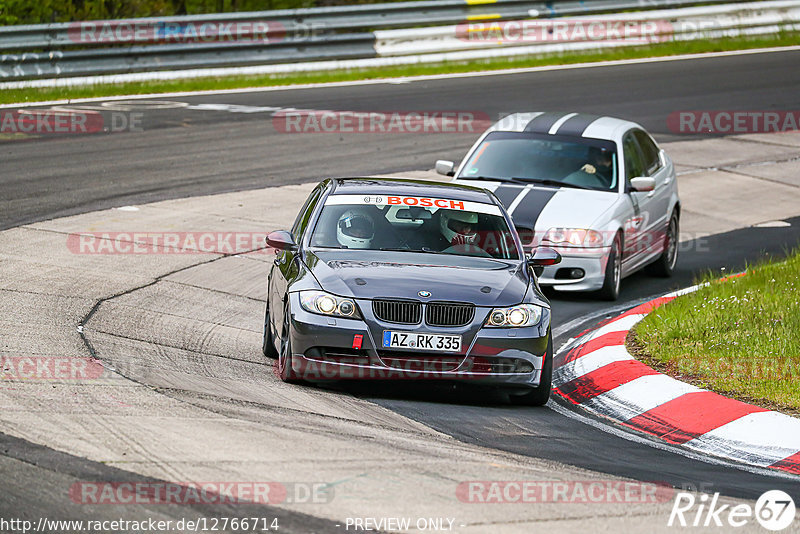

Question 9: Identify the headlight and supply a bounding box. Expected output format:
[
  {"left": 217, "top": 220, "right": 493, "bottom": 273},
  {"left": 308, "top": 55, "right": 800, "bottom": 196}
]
[
  {"left": 543, "top": 228, "right": 604, "bottom": 247},
  {"left": 484, "top": 304, "right": 543, "bottom": 328},
  {"left": 299, "top": 290, "right": 360, "bottom": 318}
]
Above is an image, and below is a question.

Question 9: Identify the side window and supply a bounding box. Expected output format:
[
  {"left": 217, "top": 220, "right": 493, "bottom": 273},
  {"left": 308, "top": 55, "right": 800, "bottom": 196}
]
[
  {"left": 633, "top": 129, "right": 661, "bottom": 175},
  {"left": 623, "top": 133, "right": 646, "bottom": 183},
  {"left": 291, "top": 187, "right": 323, "bottom": 240}
]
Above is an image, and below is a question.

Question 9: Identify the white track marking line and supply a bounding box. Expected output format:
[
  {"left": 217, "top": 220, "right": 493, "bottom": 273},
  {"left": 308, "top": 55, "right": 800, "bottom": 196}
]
[
  {"left": 554, "top": 345, "right": 632, "bottom": 385},
  {"left": 685, "top": 412, "right": 800, "bottom": 467},
  {"left": 584, "top": 313, "right": 647, "bottom": 339},
  {"left": 546, "top": 400, "right": 800, "bottom": 480},
  {"left": 583, "top": 375, "right": 703, "bottom": 422}
]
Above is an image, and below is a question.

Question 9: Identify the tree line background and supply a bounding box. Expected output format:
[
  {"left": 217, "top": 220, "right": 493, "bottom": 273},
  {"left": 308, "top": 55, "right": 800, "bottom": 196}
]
[{"left": 0, "top": 0, "right": 408, "bottom": 25}]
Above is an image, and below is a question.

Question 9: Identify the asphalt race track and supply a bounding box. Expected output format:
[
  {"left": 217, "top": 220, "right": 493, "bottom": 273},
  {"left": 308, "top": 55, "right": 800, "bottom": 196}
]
[
  {"left": 2, "top": 48, "right": 800, "bottom": 528},
  {"left": 4, "top": 49, "right": 800, "bottom": 230}
]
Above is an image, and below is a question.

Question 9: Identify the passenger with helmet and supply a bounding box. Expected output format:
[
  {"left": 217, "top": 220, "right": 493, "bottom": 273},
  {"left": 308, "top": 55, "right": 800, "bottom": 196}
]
[{"left": 336, "top": 209, "right": 375, "bottom": 249}]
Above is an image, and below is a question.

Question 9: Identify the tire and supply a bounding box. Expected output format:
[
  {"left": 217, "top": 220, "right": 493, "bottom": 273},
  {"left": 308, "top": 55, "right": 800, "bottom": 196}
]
[
  {"left": 598, "top": 233, "right": 622, "bottom": 301},
  {"left": 277, "top": 304, "right": 301, "bottom": 383},
  {"left": 646, "top": 212, "right": 679, "bottom": 277},
  {"left": 262, "top": 302, "right": 278, "bottom": 359},
  {"left": 510, "top": 336, "right": 553, "bottom": 407}
]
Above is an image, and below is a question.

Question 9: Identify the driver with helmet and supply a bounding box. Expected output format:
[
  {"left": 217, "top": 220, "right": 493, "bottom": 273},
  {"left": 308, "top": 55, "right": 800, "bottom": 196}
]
[
  {"left": 438, "top": 210, "right": 479, "bottom": 248},
  {"left": 336, "top": 209, "right": 375, "bottom": 249}
]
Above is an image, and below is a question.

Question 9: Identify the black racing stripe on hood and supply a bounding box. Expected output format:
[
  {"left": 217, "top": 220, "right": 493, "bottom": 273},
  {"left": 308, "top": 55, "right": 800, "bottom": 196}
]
[
  {"left": 509, "top": 188, "right": 558, "bottom": 235},
  {"left": 523, "top": 112, "right": 570, "bottom": 134},
  {"left": 492, "top": 185, "right": 527, "bottom": 209},
  {"left": 555, "top": 113, "right": 603, "bottom": 137}
]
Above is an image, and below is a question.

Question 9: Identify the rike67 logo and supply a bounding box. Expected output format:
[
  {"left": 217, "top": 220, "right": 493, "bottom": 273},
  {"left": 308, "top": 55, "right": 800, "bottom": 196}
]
[{"left": 669, "top": 490, "right": 795, "bottom": 531}]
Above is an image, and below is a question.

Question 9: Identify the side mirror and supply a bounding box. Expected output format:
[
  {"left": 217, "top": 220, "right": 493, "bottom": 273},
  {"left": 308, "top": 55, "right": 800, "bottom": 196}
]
[
  {"left": 527, "top": 246, "right": 562, "bottom": 267},
  {"left": 435, "top": 160, "right": 455, "bottom": 177},
  {"left": 630, "top": 176, "right": 655, "bottom": 192},
  {"left": 266, "top": 230, "right": 298, "bottom": 251}
]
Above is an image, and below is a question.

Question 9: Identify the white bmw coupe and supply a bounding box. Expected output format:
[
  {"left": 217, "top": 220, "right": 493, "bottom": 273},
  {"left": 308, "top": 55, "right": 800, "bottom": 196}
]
[{"left": 437, "top": 112, "right": 680, "bottom": 300}]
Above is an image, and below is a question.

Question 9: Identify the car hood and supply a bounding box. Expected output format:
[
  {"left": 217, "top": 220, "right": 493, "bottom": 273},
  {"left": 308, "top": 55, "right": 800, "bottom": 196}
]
[
  {"left": 532, "top": 187, "right": 618, "bottom": 231},
  {"left": 456, "top": 180, "right": 618, "bottom": 234},
  {"left": 304, "top": 250, "right": 531, "bottom": 307}
]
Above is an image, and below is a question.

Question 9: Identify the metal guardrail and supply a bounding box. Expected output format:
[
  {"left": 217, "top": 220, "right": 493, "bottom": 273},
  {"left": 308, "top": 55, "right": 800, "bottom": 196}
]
[
  {"left": 0, "top": 0, "right": 749, "bottom": 50},
  {"left": 375, "top": 2, "right": 800, "bottom": 55},
  {"left": 0, "top": 0, "right": 792, "bottom": 82}
]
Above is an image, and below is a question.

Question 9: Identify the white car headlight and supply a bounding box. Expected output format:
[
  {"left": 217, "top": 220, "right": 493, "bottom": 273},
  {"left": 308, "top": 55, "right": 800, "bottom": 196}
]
[
  {"left": 544, "top": 228, "right": 604, "bottom": 247},
  {"left": 299, "top": 290, "right": 359, "bottom": 318},
  {"left": 484, "top": 304, "right": 543, "bottom": 328}
]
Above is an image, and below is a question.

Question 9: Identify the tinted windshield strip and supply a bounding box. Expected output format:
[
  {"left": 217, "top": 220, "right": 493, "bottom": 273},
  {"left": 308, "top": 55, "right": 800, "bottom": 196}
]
[
  {"left": 524, "top": 112, "right": 571, "bottom": 134},
  {"left": 556, "top": 113, "right": 603, "bottom": 137},
  {"left": 324, "top": 194, "right": 502, "bottom": 215}
]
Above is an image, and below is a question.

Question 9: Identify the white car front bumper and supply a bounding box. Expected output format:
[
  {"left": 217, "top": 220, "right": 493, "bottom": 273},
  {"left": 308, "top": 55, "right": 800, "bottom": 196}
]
[{"left": 536, "top": 245, "right": 611, "bottom": 292}]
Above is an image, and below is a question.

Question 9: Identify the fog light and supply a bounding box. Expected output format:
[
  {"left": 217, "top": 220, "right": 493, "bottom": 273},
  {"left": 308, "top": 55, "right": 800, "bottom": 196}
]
[
  {"left": 555, "top": 268, "right": 585, "bottom": 280},
  {"left": 514, "top": 359, "right": 534, "bottom": 373}
]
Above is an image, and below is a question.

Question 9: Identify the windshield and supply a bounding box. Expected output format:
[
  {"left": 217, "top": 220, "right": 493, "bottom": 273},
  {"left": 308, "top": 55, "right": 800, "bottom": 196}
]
[
  {"left": 309, "top": 194, "right": 521, "bottom": 260},
  {"left": 458, "top": 131, "right": 619, "bottom": 192}
]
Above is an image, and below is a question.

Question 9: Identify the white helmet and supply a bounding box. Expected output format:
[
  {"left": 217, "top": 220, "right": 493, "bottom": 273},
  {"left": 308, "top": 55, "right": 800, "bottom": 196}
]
[
  {"left": 440, "top": 210, "right": 478, "bottom": 246},
  {"left": 337, "top": 209, "right": 375, "bottom": 249}
]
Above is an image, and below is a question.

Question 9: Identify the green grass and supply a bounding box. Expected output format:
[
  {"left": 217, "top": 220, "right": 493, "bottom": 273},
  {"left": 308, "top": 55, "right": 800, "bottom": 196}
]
[
  {"left": 3, "top": 31, "right": 800, "bottom": 105},
  {"left": 631, "top": 250, "right": 800, "bottom": 414}
]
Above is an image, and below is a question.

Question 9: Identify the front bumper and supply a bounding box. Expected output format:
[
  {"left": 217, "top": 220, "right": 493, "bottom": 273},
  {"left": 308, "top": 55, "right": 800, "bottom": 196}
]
[
  {"left": 285, "top": 293, "right": 551, "bottom": 388},
  {"left": 535, "top": 245, "right": 611, "bottom": 292}
]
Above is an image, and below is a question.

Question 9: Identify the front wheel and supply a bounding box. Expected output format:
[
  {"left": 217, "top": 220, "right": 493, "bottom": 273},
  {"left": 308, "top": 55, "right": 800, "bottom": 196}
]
[
  {"left": 509, "top": 336, "right": 553, "bottom": 407},
  {"left": 598, "top": 233, "right": 622, "bottom": 301},
  {"left": 277, "top": 304, "right": 301, "bottom": 383},
  {"left": 646, "top": 212, "right": 679, "bottom": 277},
  {"left": 262, "top": 302, "right": 278, "bottom": 359}
]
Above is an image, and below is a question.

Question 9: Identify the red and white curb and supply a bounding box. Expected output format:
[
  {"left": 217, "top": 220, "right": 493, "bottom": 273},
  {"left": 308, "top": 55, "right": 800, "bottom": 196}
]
[{"left": 552, "top": 286, "right": 800, "bottom": 476}]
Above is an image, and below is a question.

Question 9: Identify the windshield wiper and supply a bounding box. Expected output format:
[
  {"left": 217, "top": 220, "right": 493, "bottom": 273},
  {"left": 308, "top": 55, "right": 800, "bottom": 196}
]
[
  {"left": 458, "top": 175, "right": 530, "bottom": 185},
  {"left": 517, "top": 178, "right": 593, "bottom": 190},
  {"left": 379, "top": 247, "right": 444, "bottom": 254}
]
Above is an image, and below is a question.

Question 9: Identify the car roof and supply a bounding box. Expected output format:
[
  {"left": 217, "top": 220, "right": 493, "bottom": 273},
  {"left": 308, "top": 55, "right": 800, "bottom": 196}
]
[
  {"left": 488, "top": 112, "right": 641, "bottom": 140},
  {"left": 329, "top": 177, "right": 498, "bottom": 204}
]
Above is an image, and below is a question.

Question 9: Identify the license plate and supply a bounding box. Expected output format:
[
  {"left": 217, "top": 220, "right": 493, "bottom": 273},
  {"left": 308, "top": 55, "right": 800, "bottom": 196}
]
[{"left": 382, "top": 331, "right": 462, "bottom": 352}]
